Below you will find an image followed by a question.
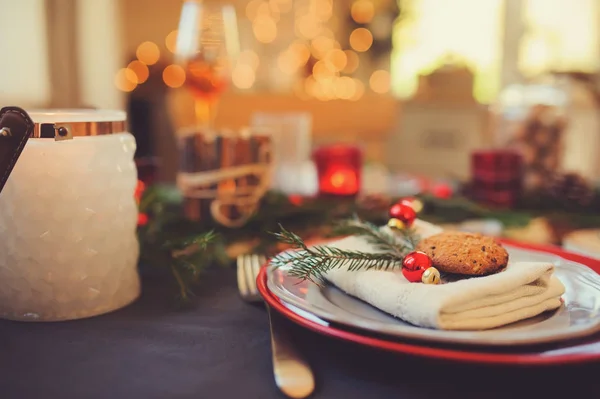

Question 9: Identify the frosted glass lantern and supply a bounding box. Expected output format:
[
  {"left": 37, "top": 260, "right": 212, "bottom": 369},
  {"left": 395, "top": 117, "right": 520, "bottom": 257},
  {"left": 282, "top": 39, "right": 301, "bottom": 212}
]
[{"left": 0, "top": 109, "right": 140, "bottom": 321}]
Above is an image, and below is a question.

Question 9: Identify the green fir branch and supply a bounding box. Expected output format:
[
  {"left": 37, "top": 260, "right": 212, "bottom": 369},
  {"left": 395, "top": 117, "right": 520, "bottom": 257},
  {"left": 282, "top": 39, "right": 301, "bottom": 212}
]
[
  {"left": 270, "top": 219, "right": 419, "bottom": 284},
  {"left": 333, "top": 216, "right": 418, "bottom": 256}
]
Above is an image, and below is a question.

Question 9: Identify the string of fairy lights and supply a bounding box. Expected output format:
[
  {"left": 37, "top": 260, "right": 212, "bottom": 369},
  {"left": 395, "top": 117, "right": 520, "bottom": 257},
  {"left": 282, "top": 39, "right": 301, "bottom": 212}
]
[{"left": 115, "top": 0, "right": 393, "bottom": 101}]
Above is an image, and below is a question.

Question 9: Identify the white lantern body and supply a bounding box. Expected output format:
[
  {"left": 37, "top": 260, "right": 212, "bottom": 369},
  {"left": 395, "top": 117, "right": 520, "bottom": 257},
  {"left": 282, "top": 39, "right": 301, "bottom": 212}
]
[{"left": 0, "top": 110, "right": 140, "bottom": 321}]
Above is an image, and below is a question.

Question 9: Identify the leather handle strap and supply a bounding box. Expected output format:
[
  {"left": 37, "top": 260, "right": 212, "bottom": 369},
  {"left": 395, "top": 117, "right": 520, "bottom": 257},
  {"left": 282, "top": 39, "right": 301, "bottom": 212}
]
[{"left": 0, "top": 106, "right": 34, "bottom": 194}]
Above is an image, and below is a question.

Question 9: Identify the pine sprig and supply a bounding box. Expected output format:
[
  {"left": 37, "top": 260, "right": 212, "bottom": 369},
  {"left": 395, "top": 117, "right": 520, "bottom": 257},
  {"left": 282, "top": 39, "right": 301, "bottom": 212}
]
[
  {"left": 270, "top": 219, "right": 419, "bottom": 284},
  {"left": 332, "top": 216, "right": 418, "bottom": 257},
  {"left": 155, "top": 230, "right": 220, "bottom": 301}
]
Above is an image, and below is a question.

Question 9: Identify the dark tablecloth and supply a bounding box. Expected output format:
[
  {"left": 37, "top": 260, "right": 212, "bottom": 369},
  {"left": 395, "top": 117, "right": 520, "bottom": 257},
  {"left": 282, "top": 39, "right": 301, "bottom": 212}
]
[{"left": 1, "top": 267, "right": 599, "bottom": 399}]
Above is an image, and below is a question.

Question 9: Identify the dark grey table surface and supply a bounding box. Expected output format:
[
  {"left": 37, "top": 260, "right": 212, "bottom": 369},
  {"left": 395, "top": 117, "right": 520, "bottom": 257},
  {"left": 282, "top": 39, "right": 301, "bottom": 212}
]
[{"left": 1, "top": 267, "right": 599, "bottom": 399}]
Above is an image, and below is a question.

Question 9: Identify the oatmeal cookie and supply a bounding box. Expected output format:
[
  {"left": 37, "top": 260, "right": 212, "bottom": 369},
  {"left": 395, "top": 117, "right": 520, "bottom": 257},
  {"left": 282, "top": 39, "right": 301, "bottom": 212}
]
[{"left": 415, "top": 231, "right": 508, "bottom": 275}]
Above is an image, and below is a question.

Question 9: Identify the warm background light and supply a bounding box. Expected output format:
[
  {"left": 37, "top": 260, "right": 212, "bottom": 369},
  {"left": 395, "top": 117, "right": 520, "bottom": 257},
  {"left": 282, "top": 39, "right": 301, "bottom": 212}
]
[
  {"left": 114, "top": 68, "right": 138, "bottom": 92},
  {"left": 369, "top": 70, "right": 391, "bottom": 94},
  {"left": 162, "top": 64, "right": 186, "bottom": 88},
  {"left": 391, "top": 0, "right": 503, "bottom": 103},
  {"left": 351, "top": 0, "right": 375, "bottom": 24},
  {"left": 275, "top": 0, "right": 293, "bottom": 14},
  {"left": 335, "top": 76, "right": 356, "bottom": 100},
  {"left": 350, "top": 78, "right": 365, "bottom": 101},
  {"left": 253, "top": 16, "right": 278, "bottom": 43},
  {"left": 232, "top": 64, "right": 256, "bottom": 89},
  {"left": 127, "top": 60, "right": 149, "bottom": 84},
  {"left": 165, "top": 30, "right": 178, "bottom": 54},
  {"left": 349, "top": 28, "right": 373, "bottom": 52},
  {"left": 311, "top": 36, "right": 338, "bottom": 59},
  {"left": 519, "top": 0, "right": 600, "bottom": 77},
  {"left": 296, "top": 14, "right": 322, "bottom": 39},
  {"left": 290, "top": 41, "right": 311, "bottom": 65},
  {"left": 246, "top": 0, "right": 261, "bottom": 20},
  {"left": 313, "top": 0, "right": 334, "bottom": 22},
  {"left": 238, "top": 50, "right": 260, "bottom": 71},
  {"left": 342, "top": 50, "right": 360, "bottom": 74},
  {"left": 325, "top": 49, "right": 347, "bottom": 71},
  {"left": 313, "top": 60, "right": 336, "bottom": 81},
  {"left": 136, "top": 41, "right": 160, "bottom": 65},
  {"left": 277, "top": 51, "right": 298, "bottom": 74}
]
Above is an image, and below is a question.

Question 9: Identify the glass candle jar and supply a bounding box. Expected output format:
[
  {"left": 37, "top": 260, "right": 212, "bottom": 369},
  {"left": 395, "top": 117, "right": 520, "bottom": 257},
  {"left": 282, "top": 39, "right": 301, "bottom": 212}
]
[
  {"left": 0, "top": 109, "right": 140, "bottom": 321},
  {"left": 492, "top": 80, "right": 568, "bottom": 191},
  {"left": 313, "top": 144, "right": 362, "bottom": 197},
  {"left": 470, "top": 149, "right": 523, "bottom": 208}
]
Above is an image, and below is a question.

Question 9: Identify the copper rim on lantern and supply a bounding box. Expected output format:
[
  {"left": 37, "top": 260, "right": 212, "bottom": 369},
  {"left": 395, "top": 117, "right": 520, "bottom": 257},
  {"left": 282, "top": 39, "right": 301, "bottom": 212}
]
[{"left": 27, "top": 109, "right": 127, "bottom": 138}]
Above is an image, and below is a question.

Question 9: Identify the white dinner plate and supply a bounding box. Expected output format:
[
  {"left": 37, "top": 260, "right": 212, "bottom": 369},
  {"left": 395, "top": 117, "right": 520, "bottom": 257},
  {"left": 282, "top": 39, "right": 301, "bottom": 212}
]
[{"left": 266, "top": 242, "right": 600, "bottom": 347}]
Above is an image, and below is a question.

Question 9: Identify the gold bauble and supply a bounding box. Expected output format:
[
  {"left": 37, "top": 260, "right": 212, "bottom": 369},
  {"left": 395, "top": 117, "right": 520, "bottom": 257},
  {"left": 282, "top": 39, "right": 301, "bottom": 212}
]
[
  {"left": 387, "top": 218, "right": 406, "bottom": 230},
  {"left": 421, "top": 267, "right": 441, "bottom": 284},
  {"left": 410, "top": 199, "right": 424, "bottom": 214}
]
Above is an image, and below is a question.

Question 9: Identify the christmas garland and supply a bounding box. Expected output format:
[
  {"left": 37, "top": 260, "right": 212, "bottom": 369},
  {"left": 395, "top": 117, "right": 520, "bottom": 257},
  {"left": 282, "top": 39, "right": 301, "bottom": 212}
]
[
  {"left": 136, "top": 185, "right": 391, "bottom": 301},
  {"left": 137, "top": 183, "right": 600, "bottom": 301}
]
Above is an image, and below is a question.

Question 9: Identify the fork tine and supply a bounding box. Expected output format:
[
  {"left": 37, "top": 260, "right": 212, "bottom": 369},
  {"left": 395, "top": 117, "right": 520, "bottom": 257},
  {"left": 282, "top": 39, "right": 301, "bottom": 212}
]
[
  {"left": 251, "top": 254, "right": 264, "bottom": 292},
  {"left": 237, "top": 255, "right": 250, "bottom": 299},
  {"left": 244, "top": 255, "right": 258, "bottom": 297}
]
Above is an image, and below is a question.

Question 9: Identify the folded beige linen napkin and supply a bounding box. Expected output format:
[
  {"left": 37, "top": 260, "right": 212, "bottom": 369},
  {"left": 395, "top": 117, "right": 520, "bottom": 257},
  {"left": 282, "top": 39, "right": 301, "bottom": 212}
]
[{"left": 322, "top": 220, "right": 566, "bottom": 330}]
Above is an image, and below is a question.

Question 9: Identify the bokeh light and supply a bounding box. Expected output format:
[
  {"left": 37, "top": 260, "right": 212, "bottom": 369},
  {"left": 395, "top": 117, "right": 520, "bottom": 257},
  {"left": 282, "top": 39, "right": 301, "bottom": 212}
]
[
  {"left": 349, "top": 28, "right": 373, "bottom": 52},
  {"left": 136, "top": 41, "right": 160, "bottom": 65},
  {"left": 351, "top": 0, "right": 375, "bottom": 24},
  {"left": 325, "top": 49, "right": 348, "bottom": 71},
  {"left": 232, "top": 64, "right": 256, "bottom": 89},
  {"left": 253, "top": 16, "right": 277, "bottom": 43},
  {"left": 350, "top": 78, "right": 365, "bottom": 101},
  {"left": 296, "top": 14, "right": 322, "bottom": 39},
  {"left": 369, "top": 70, "right": 391, "bottom": 93},
  {"left": 289, "top": 41, "right": 311, "bottom": 66},
  {"left": 278, "top": 51, "right": 298, "bottom": 74},
  {"left": 238, "top": 50, "right": 260, "bottom": 71},
  {"left": 274, "top": 0, "right": 293, "bottom": 13},
  {"left": 127, "top": 60, "right": 149, "bottom": 84},
  {"left": 162, "top": 64, "right": 186, "bottom": 88},
  {"left": 313, "top": 0, "right": 333, "bottom": 22},
  {"left": 304, "top": 76, "right": 318, "bottom": 98},
  {"left": 257, "top": 2, "right": 271, "bottom": 18},
  {"left": 114, "top": 68, "right": 138, "bottom": 92},
  {"left": 335, "top": 76, "right": 356, "bottom": 100},
  {"left": 342, "top": 50, "right": 360, "bottom": 73},
  {"left": 165, "top": 30, "right": 178, "bottom": 53},
  {"left": 311, "top": 36, "right": 337, "bottom": 59},
  {"left": 312, "top": 60, "right": 337, "bottom": 81},
  {"left": 246, "top": 0, "right": 263, "bottom": 20}
]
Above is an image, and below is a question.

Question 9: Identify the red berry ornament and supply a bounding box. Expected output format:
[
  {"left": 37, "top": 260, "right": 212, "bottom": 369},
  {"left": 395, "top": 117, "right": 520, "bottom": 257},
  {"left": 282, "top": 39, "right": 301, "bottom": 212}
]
[
  {"left": 388, "top": 203, "right": 417, "bottom": 227},
  {"left": 401, "top": 251, "right": 432, "bottom": 282}
]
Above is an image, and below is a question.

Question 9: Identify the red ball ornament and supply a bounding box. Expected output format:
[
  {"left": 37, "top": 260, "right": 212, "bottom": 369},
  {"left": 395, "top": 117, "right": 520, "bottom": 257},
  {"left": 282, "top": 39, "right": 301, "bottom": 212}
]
[
  {"left": 401, "top": 251, "right": 433, "bottom": 282},
  {"left": 432, "top": 183, "right": 453, "bottom": 199},
  {"left": 388, "top": 203, "right": 417, "bottom": 227}
]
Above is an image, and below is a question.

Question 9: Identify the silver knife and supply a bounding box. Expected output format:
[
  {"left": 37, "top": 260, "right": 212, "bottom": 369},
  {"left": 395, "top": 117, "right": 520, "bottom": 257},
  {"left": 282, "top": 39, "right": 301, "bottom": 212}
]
[{"left": 266, "top": 304, "right": 315, "bottom": 398}]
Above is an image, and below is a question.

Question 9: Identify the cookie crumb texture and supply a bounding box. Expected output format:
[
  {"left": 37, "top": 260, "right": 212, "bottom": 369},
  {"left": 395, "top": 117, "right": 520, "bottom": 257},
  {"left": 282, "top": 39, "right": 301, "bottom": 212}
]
[{"left": 415, "top": 231, "right": 508, "bottom": 276}]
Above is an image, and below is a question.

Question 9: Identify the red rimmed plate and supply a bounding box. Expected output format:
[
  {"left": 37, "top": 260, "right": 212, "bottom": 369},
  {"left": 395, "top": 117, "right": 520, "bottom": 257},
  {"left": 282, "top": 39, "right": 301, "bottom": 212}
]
[{"left": 258, "top": 239, "right": 600, "bottom": 365}]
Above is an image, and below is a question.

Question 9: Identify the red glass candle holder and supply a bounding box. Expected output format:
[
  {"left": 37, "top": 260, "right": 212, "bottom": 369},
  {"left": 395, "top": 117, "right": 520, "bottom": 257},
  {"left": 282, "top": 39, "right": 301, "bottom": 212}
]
[
  {"left": 313, "top": 144, "right": 362, "bottom": 197},
  {"left": 470, "top": 149, "right": 523, "bottom": 208}
]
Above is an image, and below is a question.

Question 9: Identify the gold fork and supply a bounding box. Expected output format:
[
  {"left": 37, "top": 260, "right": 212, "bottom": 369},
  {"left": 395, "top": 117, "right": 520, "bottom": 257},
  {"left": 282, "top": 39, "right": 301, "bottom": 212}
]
[{"left": 237, "top": 254, "right": 315, "bottom": 398}]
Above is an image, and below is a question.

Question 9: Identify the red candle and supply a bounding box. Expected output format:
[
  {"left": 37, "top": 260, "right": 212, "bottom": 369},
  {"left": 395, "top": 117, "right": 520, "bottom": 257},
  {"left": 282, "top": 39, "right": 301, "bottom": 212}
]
[{"left": 313, "top": 144, "right": 362, "bottom": 196}]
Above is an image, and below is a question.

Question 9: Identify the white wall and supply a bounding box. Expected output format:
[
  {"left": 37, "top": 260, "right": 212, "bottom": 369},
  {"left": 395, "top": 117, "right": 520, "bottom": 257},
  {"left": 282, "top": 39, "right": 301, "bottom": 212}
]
[
  {"left": 76, "top": 0, "right": 125, "bottom": 110},
  {"left": 0, "top": 0, "right": 51, "bottom": 107}
]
